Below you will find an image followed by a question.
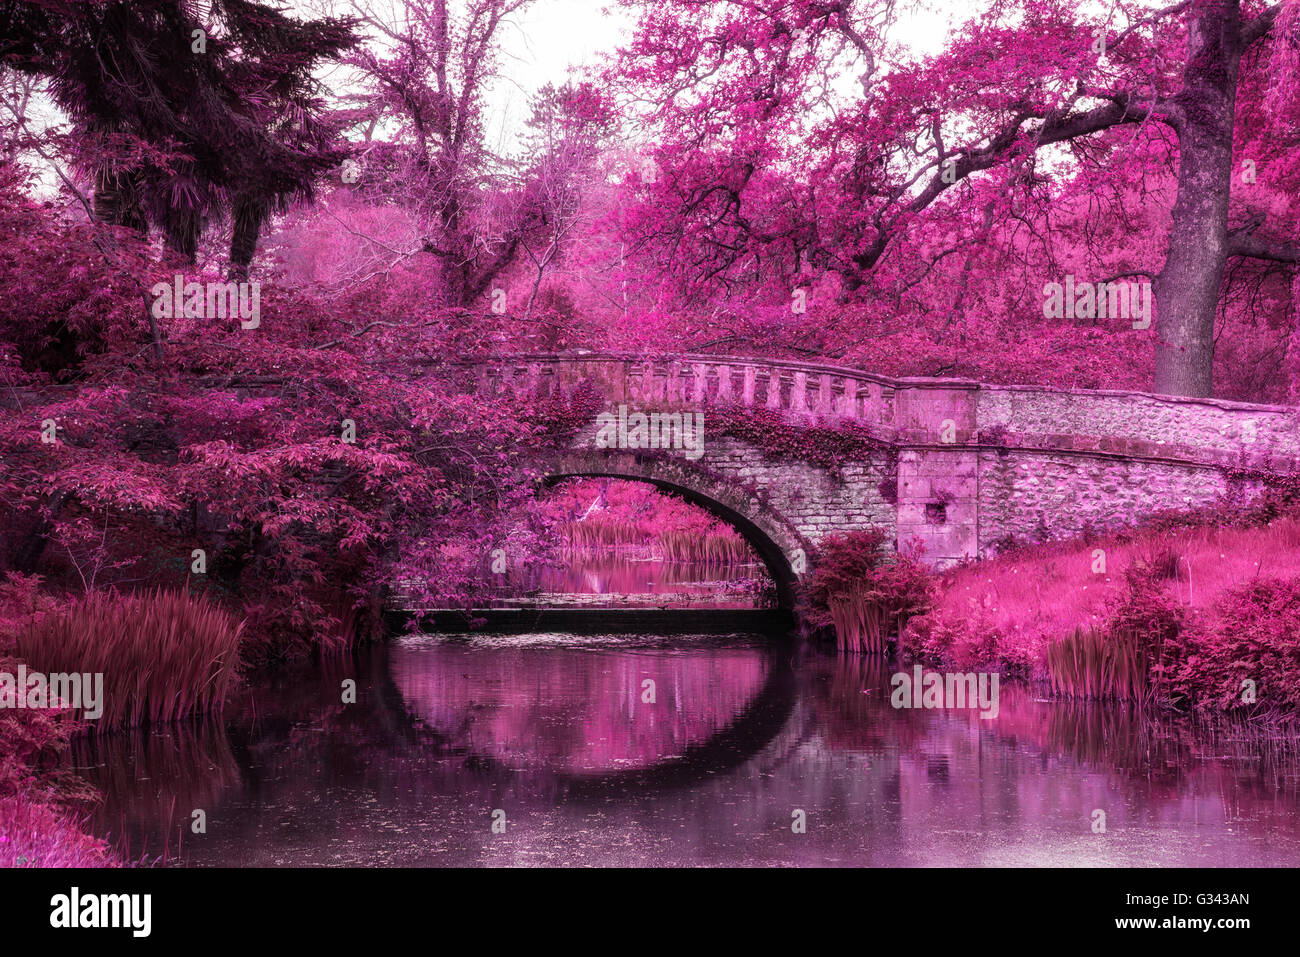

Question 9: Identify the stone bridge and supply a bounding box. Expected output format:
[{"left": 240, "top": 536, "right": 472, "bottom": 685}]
[{"left": 448, "top": 352, "right": 1300, "bottom": 603}]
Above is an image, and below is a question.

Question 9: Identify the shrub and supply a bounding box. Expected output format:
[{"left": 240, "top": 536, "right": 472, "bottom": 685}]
[
  {"left": 803, "top": 530, "right": 934, "bottom": 654},
  {"left": 1106, "top": 563, "right": 1183, "bottom": 676},
  {"left": 1135, "top": 545, "right": 1182, "bottom": 581},
  {"left": 16, "top": 589, "right": 243, "bottom": 730},
  {"left": 0, "top": 664, "right": 88, "bottom": 801},
  {"left": 0, "top": 655, "right": 116, "bottom": 867},
  {"left": 901, "top": 610, "right": 1038, "bottom": 676},
  {"left": 1167, "top": 576, "right": 1300, "bottom": 716},
  {"left": 0, "top": 572, "right": 56, "bottom": 650}
]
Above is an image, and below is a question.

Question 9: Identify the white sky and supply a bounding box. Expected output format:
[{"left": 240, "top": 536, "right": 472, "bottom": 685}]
[
  {"left": 480, "top": 1, "right": 635, "bottom": 153},
  {"left": 474, "top": 0, "right": 966, "bottom": 149}
]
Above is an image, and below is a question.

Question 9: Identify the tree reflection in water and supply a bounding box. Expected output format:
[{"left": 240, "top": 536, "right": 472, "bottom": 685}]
[{"left": 65, "top": 636, "right": 1300, "bottom": 867}]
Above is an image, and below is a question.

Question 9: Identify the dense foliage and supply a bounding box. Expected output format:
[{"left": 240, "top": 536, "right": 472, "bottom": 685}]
[
  {"left": 0, "top": 160, "right": 567, "bottom": 660},
  {"left": 1170, "top": 576, "right": 1300, "bottom": 715}
]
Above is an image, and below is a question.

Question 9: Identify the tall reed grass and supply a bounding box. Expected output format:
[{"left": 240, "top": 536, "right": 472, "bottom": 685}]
[
  {"left": 16, "top": 589, "right": 243, "bottom": 730},
  {"left": 1045, "top": 626, "right": 1149, "bottom": 703},
  {"left": 829, "top": 593, "right": 892, "bottom": 655},
  {"left": 559, "top": 519, "right": 649, "bottom": 553},
  {"left": 658, "top": 529, "right": 754, "bottom": 564},
  {"left": 557, "top": 519, "right": 756, "bottom": 564}
]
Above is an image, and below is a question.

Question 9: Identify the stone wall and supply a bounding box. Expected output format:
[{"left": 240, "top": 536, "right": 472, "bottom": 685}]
[
  {"left": 688, "top": 436, "right": 896, "bottom": 545},
  {"left": 976, "top": 386, "right": 1300, "bottom": 468},
  {"left": 973, "top": 450, "right": 1255, "bottom": 554}
]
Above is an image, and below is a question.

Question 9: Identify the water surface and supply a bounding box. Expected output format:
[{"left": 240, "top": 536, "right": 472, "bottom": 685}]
[{"left": 71, "top": 633, "right": 1300, "bottom": 866}]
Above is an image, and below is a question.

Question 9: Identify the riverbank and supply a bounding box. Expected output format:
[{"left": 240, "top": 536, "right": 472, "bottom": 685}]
[
  {"left": 2, "top": 580, "right": 116, "bottom": 864},
  {"left": 0, "top": 584, "right": 243, "bottom": 866},
  {"left": 900, "top": 514, "right": 1300, "bottom": 721},
  {"left": 9, "top": 505, "right": 1300, "bottom": 867}
]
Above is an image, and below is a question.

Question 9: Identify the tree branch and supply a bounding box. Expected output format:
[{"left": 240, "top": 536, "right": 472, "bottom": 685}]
[
  {"left": 1228, "top": 234, "right": 1300, "bottom": 263},
  {"left": 1242, "top": 2, "right": 1286, "bottom": 47}
]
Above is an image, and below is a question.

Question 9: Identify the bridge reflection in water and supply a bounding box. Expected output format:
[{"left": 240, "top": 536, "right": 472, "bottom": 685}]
[
  {"left": 388, "top": 634, "right": 781, "bottom": 779},
  {"left": 70, "top": 634, "right": 1300, "bottom": 867}
]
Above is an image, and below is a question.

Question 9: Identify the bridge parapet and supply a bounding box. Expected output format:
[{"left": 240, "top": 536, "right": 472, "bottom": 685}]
[
  {"left": 458, "top": 352, "right": 1300, "bottom": 472},
  {"left": 464, "top": 353, "right": 910, "bottom": 429}
]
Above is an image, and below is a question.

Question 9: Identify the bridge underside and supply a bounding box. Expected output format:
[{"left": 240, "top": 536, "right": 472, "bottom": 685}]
[{"left": 543, "top": 450, "right": 808, "bottom": 609}]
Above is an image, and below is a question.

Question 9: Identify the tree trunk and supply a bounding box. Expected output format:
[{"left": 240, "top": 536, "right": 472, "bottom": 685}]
[
  {"left": 228, "top": 195, "right": 266, "bottom": 280},
  {"left": 1153, "top": 0, "right": 1243, "bottom": 397},
  {"left": 163, "top": 206, "right": 200, "bottom": 263}
]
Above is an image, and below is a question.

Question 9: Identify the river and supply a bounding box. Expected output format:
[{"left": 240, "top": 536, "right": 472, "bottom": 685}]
[{"left": 67, "top": 631, "right": 1300, "bottom": 866}]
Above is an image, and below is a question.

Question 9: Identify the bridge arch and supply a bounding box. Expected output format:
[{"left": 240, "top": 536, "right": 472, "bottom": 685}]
[{"left": 541, "top": 450, "right": 808, "bottom": 609}]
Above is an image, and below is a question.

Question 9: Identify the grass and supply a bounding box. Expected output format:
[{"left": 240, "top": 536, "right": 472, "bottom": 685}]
[
  {"left": 16, "top": 588, "right": 244, "bottom": 730},
  {"left": 828, "top": 593, "right": 891, "bottom": 655},
  {"left": 559, "top": 518, "right": 648, "bottom": 553},
  {"left": 923, "top": 515, "right": 1300, "bottom": 683},
  {"left": 659, "top": 529, "right": 756, "bottom": 565}
]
